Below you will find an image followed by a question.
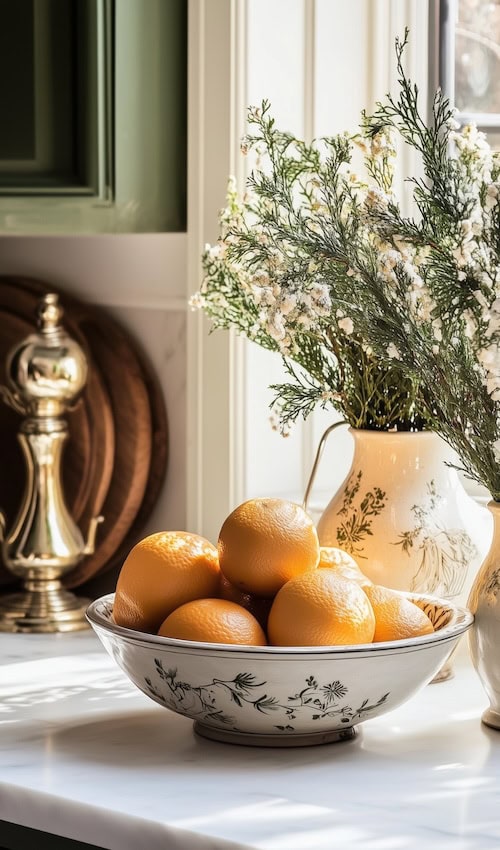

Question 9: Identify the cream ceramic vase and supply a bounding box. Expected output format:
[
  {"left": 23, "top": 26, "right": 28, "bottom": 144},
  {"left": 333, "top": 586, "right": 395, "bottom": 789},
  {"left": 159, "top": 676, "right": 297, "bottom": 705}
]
[
  {"left": 315, "top": 429, "right": 490, "bottom": 610},
  {"left": 468, "top": 502, "right": 500, "bottom": 730}
]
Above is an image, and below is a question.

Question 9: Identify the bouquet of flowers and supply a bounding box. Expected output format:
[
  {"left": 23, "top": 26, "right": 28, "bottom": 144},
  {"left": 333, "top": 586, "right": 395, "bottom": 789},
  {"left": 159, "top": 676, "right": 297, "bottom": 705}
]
[
  {"left": 313, "top": 31, "right": 500, "bottom": 501},
  {"left": 195, "top": 31, "right": 500, "bottom": 502},
  {"left": 195, "top": 99, "right": 426, "bottom": 433}
]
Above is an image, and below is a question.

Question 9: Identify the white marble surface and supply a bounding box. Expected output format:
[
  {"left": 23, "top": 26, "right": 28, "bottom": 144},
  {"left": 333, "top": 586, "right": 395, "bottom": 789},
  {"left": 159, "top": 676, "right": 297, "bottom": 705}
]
[{"left": 0, "top": 631, "right": 499, "bottom": 850}]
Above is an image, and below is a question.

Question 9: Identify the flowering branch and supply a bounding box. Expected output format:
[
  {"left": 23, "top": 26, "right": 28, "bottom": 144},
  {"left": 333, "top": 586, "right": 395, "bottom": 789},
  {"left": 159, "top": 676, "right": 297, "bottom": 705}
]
[{"left": 194, "top": 103, "right": 425, "bottom": 433}]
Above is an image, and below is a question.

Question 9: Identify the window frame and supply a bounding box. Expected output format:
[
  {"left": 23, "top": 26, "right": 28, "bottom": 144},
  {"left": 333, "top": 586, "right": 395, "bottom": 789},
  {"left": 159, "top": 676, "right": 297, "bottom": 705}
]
[{"left": 436, "top": 0, "right": 500, "bottom": 134}]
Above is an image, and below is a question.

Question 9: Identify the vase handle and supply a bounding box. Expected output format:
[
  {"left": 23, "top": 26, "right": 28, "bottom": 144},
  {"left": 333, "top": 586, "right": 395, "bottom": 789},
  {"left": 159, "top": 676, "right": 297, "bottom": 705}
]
[{"left": 302, "top": 420, "right": 349, "bottom": 515}]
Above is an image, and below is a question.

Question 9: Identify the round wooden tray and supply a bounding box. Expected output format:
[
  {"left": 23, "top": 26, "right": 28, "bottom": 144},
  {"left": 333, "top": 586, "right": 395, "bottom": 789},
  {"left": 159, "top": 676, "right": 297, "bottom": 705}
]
[{"left": 0, "top": 276, "right": 168, "bottom": 589}]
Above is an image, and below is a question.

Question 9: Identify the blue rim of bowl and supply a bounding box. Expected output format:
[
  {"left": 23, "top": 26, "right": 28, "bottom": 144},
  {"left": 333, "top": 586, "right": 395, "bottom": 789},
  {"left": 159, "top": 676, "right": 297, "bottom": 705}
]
[{"left": 86, "top": 592, "right": 474, "bottom": 656}]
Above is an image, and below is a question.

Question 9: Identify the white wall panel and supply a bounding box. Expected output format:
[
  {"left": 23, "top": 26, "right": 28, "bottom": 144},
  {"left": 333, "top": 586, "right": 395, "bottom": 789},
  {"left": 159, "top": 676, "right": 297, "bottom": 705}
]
[
  {"left": 0, "top": 234, "right": 186, "bottom": 308},
  {"left": 105, "top": 305, "right": 187, "bottom": 535},
  {"left": 314, "top": 0, "right": 374, "bottom": 136},
  {"left": 242, "top": 0, "right": 308, "bottom": 502},
  {"left": 246, "top": 0, "right": 306, "bottom": 131}
]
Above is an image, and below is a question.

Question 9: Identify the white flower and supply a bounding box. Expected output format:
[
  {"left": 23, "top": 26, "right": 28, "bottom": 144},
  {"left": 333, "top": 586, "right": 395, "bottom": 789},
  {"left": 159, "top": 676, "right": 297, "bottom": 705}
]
[
  {"left": 188, "top": 292, "right": 204, "bottom": 310},
  {"left": 248, "top": 105, "right": 262, "bottom": 121},
  {"left": 266, "top": 311, "right": 289, "bottom": 345},
  {"left": 353, "top": 137, "right": 369, "bottom": 155},
  {"left": 484, "top": 297, "right": 500, "bottom": 339},
  {"left": 204, "top": 242, "right": 225, "bottom": 260},
  {"left": 453, "top": 240, "right": 477, "bottom": 267},
  {"left": 485, "top": 183, "right": 499, "bottom": 212},
  {"left": 310, "top": 282, "right": 332, "bottom": 316},
  {"left": 463, "top": 310, "right": 477, "bottom": 339},
  {"left": 338, "top": 317, "right": 354, "bottom": 335},
  {"left": 296, "top": 314, "right": 314, "bottom": 330},
  {"left": 370, "top": 128, "right": 396, "bottom": 159},
  {"left": 432, "top": 318, "right": 443, "bottom": 341},
  {"left": 474, "top": 289, "right": 490, "bottom": 310},
  {"left": 387, "top": 342, "right": 401, "bottom": 360},
  {"left": 380, "top": 250, "right": 401, "bottom": 271},
  {"left": 280, "top": 293, "right": 297, "bottom": 316},
  {"left": 478, "top": 344, "right": 499, "bottom": 368},
  {"left": 365, "top": 187, "right": 390, "bottom": 210}
]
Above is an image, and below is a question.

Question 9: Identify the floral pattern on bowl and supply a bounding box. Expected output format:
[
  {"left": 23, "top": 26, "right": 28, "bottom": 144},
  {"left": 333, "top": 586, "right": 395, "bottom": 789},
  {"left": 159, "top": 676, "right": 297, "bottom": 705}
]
[{"left": 87, "top": 592, "right": 473, "bottom": 747}]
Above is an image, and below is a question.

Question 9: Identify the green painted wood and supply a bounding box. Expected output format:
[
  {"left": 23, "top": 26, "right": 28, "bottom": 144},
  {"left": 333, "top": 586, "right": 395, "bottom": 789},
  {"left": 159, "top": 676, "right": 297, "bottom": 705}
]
[
  {"left": 114, "top": 0, "right": 187, "bottom": 232},
  {"left": 0, "top": 0, "right": 187, "bottom": 233},
  {"left": 0, "top": 0, "right": 35, "bottom": 160},
  {"left": 0, "top": 0, "right": 81, "bottom": 187}
]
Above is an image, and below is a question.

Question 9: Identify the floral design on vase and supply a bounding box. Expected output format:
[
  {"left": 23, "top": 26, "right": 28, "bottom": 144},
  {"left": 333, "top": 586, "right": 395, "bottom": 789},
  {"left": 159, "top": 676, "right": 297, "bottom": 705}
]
[
  {"left": 484, "top": 567, "right": 500, "bottom": 596},
  {"left": 144, "top": 659, "right": 390, "bottom": 733},
  {"left": 335, "top": 471, "right": 386, "bottom": 558},
  {"left": 394, "top": 481, "right": 477, "bottom": 598}
]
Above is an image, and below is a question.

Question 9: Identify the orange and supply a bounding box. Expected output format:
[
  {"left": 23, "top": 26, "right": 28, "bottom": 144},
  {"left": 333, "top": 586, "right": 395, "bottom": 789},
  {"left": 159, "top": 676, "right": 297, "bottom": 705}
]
[
  {"left": 318, "top": 546, "right": 372, "bottom": 587},
  {"left": 363, "top": 584, "right": 434, "bottom": 642},
  {"left": 113, "top": 531, "right": 220, "bottom": 634},
  {"left": 218, "top": 574, "right": 273, "bottom": 631},
  {"left": 217, "top": 497, "right": 319, "bottom": 597},
  {"left": 158, "top": 598, "right": 267, "bottom": 646},
  {"left": 267, "top": 569, "right": 375, "bottom": 646}
]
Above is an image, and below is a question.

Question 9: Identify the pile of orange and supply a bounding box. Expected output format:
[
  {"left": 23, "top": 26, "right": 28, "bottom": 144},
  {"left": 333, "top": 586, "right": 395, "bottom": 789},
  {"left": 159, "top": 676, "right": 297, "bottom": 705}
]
[{"left": 113, "top": 497, "right": 434, "bottom": 647}]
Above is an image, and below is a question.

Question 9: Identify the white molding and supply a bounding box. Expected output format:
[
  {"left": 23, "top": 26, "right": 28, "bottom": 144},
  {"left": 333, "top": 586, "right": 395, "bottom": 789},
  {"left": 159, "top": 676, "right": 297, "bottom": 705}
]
[
  {"left": 186, "top": 0, "right": 248, "bottom": 541},
  {"left": 303, "top": 0, "right": 316, "bottom": 143},
  {"left": 301, "top": 0, "right": 321, "bottom": 502}
]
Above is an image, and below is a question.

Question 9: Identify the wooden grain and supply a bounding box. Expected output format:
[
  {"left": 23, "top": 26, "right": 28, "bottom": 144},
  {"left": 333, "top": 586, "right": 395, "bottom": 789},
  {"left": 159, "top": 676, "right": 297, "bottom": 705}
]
[
  {"left": 82, "top": 328, "right": 170, "bottom": 586},
  {"left": 64, "top": 308, "right": 153, "bottom": 587}
]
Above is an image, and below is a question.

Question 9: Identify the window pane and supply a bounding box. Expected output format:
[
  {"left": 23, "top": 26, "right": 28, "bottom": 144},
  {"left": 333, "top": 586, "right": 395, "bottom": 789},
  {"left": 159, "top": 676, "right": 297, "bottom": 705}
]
[
  {"left": 480, "top": 129, "right": 500, "bottom": 149},
  {"left": 455, "top": 0, "right": 500, "bottom": 113}
]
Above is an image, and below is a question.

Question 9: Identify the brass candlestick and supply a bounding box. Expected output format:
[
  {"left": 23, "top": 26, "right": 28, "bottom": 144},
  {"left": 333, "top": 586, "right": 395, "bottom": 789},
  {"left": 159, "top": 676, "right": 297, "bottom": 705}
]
[{"left": 0, "top": 293, "right": 103, "bottom": 633}]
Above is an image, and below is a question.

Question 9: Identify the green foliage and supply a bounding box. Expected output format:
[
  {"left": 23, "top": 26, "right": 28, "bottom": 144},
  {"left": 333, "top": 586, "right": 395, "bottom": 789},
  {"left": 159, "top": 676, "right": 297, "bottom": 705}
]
[
  {"left": 197, "top": 102, "right": 426, "bottom": 432},
  {"left": 196, "top": 32, "right": 500, "bottom": 498}
]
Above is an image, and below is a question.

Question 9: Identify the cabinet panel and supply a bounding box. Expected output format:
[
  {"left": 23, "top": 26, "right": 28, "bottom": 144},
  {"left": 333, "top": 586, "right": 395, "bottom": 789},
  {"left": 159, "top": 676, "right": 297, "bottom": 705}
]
[{"left": 0, "top": 0, "right": 187, "bottom": 233}]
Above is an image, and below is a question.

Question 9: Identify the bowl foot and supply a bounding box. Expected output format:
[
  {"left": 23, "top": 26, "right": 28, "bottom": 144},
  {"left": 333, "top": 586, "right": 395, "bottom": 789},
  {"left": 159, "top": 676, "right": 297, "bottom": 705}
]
[
  {"left": 193, "top": 721, "right": 357, "bottom": 747},
  {"left": 482, "top": 708, "right": 500, "bottom": 731}
]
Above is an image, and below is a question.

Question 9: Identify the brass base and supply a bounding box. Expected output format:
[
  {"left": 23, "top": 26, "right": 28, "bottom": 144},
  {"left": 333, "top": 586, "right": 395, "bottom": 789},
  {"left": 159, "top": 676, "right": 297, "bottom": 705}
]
[{"left": 0, "top": 579, "right": 90, "bottom": 633}]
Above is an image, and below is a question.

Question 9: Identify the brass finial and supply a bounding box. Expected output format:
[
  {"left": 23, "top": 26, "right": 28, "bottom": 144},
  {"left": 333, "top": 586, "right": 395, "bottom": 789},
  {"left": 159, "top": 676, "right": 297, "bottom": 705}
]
[{"left": 37, "top": 292, "right": 64, "bottom": 335}]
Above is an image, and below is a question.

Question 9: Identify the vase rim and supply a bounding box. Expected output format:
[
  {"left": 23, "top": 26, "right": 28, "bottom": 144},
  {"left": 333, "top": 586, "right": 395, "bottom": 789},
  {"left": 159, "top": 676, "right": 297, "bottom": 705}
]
[{"left": 348, "top": 427, "right": 436, "bottom": 438}]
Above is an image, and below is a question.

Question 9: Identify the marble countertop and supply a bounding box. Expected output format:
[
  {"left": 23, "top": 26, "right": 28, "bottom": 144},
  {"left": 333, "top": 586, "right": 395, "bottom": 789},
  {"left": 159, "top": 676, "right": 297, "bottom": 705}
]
[{"left": 1, "top": 630, "right": 499, "bottom": 850}]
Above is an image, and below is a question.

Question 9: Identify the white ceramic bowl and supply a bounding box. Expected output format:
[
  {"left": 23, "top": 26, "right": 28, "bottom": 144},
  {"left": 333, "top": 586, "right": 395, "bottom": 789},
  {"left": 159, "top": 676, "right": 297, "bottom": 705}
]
[{"left": 87, "top": 592, "right": 473, "bottom": 747}]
